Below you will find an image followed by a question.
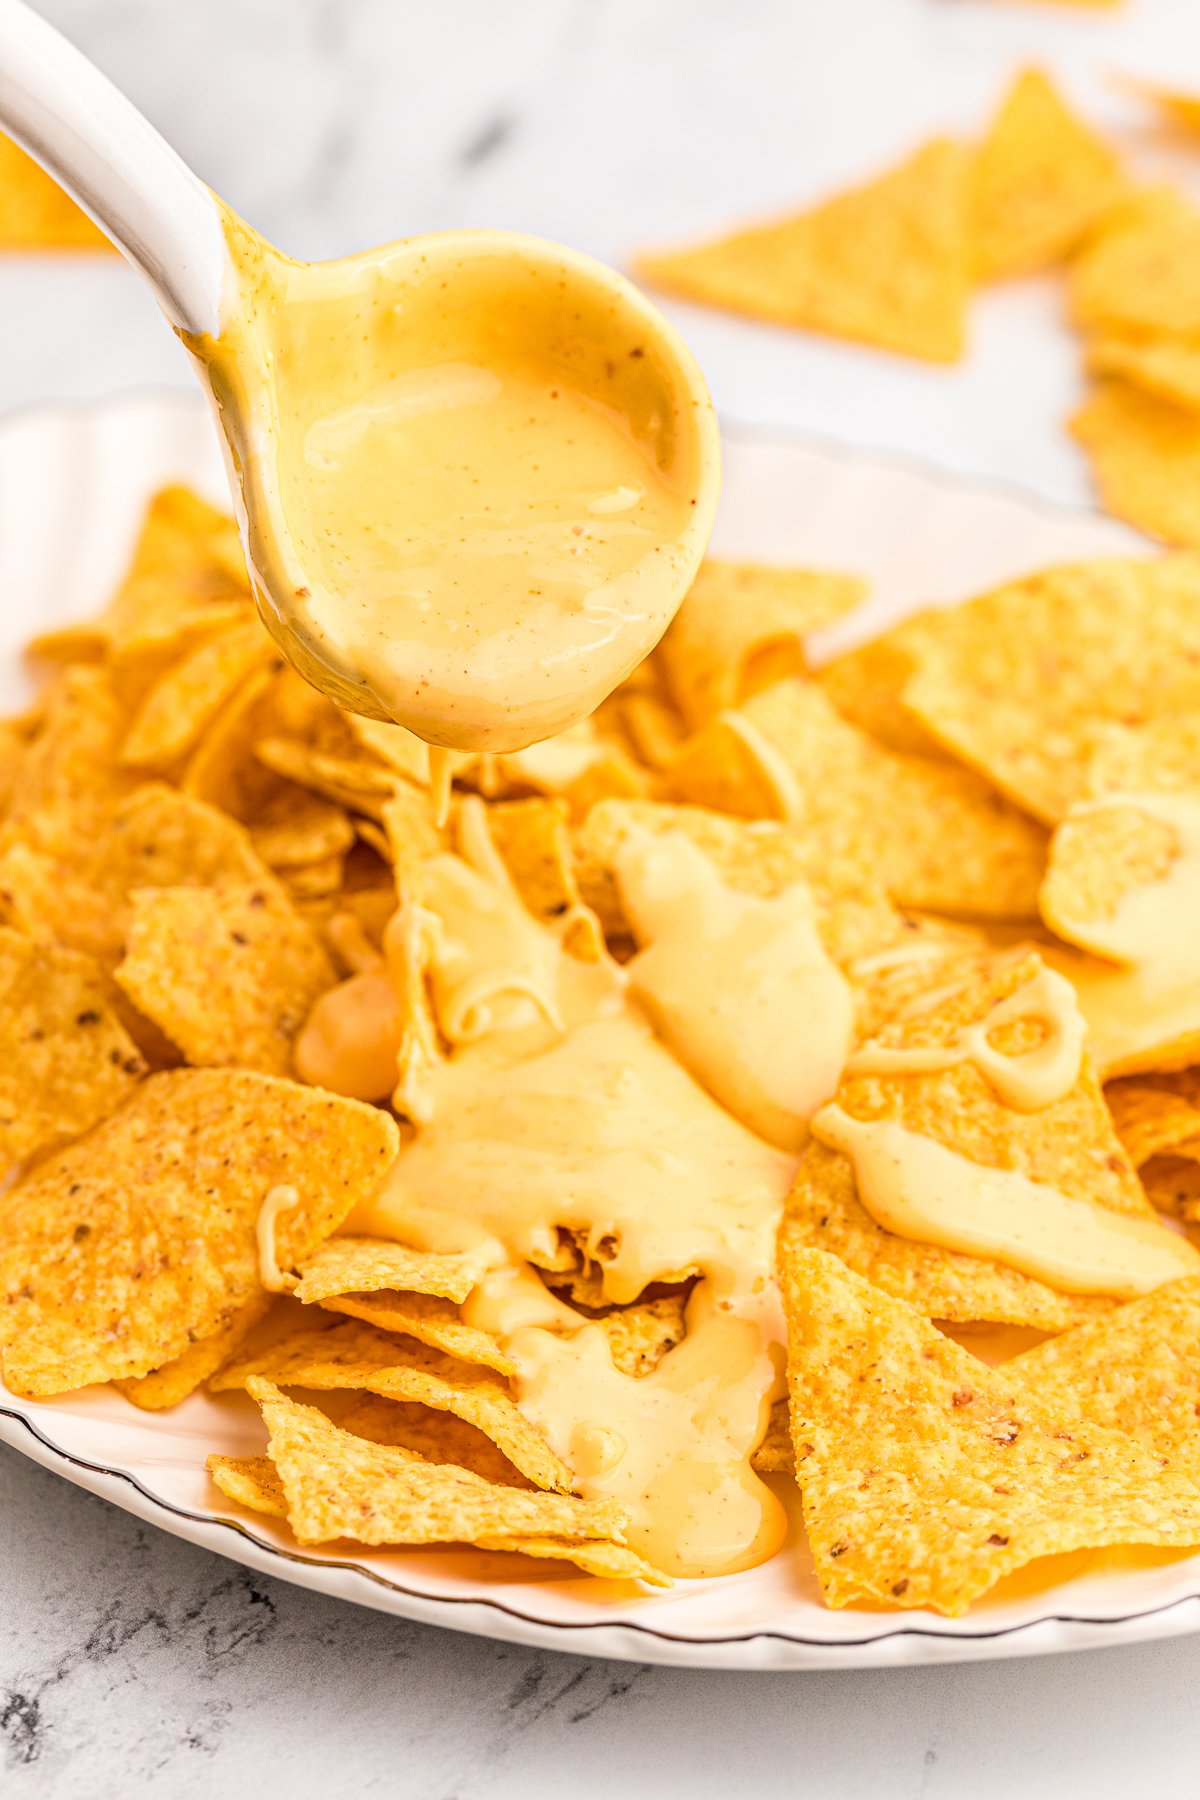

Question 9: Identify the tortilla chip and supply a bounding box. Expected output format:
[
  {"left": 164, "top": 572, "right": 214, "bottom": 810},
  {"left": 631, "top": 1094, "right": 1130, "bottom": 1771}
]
[
  {"left": 1106, "top": 1072, "right": 1200, "bottom": 1168},
  {"left": 337, "top": 1393, "right": 532, "bottom": 1487},
  {"left": 1140, "top": 1157, "right": 1200, "bottom": 1223},
  {"left": 213, "top": 1317, "right": 572, "bottom": 1491},
  {"left": 903, "top": 556, "right": 1200, "bottom": 823},
  {"left": 120, "top": 617, "right": 278, "bottom": 771},
  {"left": 0, "top": 134, "right": 113, "bottom": 251},
  {"left": 598, "top": 1294, "right": 688, "bottom": 1378},
  {"left": 0, "top": 926, "right": 145, "bottom": 1172},
  {"left": 1072, "top": 380, "right": 1200, "bottom": 548},
  {"left": 317, "top": 1292, "right": 514, "bottom": 1376},
  {"left": 0, "top": 1069, "right": 398, "bottom": 1396},
  {"left": 971, "top": 69, "right": 1124, "bottom": 281},
  {"left": 1007, "top": 1275, "right": 1200, "bottom": 1469},
  {"left": 751, "top": 1398, "right": 794, "bottom": 1476},
  {"left": 816, "top": 626, "right": 945, "bottom": 758},
  {"left": 118, "top": 1296, "right": 271, "bottom": 1411},
  {"left": 1120, "top": 77, "right": 1200, "bottom": 137},
  {"left": 781, "top": 1246, "right": 1200, "bottom": 1615},
  {"left": 208, "top": 1453, "right": 285, "bottom": 1517},
  {"left": 1, "top": 666, "right": 134, "bottom": 856},
  {"left": 246, "top": 1378, "right": 627, "bottom": 1547},
  {"left": 477, "top": 797, "right": 603, "bottom": 957},
  {"left": 636, "top": 139, "right": 971, "bottom": 363},
  {"left": 180, "top": 667, "right": 282, "bottom": 819},
  {"left": 115, "top": 878, "right": 335, "bottom": 1075},
  {"left": 255, "top": 737, "right": 394, "bottom": 821},
  {"left": 0, "top": 782, "right": 272, "bottom": 971},
  {"left": 1071, "top": 187, "right": 1200, "bottom": 341},
  {"left": 293, "top": 1237, "right": 480, "bottom": 1306},
  {"left": 250, "top": 791, "right": 355, "bottom": 870},
  {"left": 657, "top": 561, "right": 866, "bottom": 730},
  {"left": 1087, "top": 336, "right": 1200, "bottom": 414},
  {"left": 30, "top": 487, "right": 249, "bottom": 672},
  {"left": 784, "top": 952, "right": 1144, "bottom": 1328},
  {"left": 669, "top": 679, "right": 1047, "bottom": 919}
]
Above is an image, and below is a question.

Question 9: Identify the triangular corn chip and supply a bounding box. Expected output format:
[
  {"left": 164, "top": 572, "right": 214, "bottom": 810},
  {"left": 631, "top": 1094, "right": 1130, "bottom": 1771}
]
[
  {"left": 903, "top": 556, "right": 1200, "bottom": 823},
  {"left": 636, "top": 140, "right": 972, "bottom": 363},
  {"left": 0, "top": 1069, "right": 397, "bottom": 1396},
  {"left": 246, "top": 1377, "right": 622, "bottom": 1545},
  {"left": 115, "top": 877, "right": 335, "bottom": 1074},
  {"left": 0, "top": 134, "right": 113, "bottom": 251},
  {"left": 1007, "top": 1275, "right": 1200, "bottom": 1469},
  {"left": 1071, "top": 188, "right": 1200, "bottom": 340},
  {"left": 1087, "top": 336, "right": 1200, "bottom": 413},
  {"left": 669, "top": 678, "right": 1047, "bottom": 918},
  {"left": 1072, "top": 380, "right": 1200, "bottom": 548},
  {"left": 658, "top": 561, "right": 866, "bottom": 730},
  {"left": 972, "top": 68, "right": 1124, "bottom": 280},
  {"left": 0, "top": 925, "right": 145, "bottom": 1172},
  {"left": 213, "top": 1316, "right": 572, "bottom": 1491},
  {"left": 785, "top": 952, "right": 1151, "bottom": 1328},
  {"left": 782, "top": 1247, "right": 1200, "bottom": 1615}
]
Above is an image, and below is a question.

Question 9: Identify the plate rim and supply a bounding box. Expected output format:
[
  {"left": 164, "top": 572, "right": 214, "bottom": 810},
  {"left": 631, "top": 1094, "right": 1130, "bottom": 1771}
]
[{"left": 3, "top": 387, "right": 1189, "bottom": 1672}]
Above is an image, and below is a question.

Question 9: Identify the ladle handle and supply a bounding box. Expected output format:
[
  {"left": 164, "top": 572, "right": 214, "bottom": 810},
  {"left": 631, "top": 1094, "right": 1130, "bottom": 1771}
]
[{"left": 0, "top": 0, "right": 225, "bottom": 334}]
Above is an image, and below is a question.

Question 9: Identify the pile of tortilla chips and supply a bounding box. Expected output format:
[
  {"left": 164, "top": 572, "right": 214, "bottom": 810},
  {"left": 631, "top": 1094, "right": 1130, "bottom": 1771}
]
[
  {"left": 637, "top": 64, "right": 1200, "bottom": 552},
  {"left": 9, "top": 480, "right": 1200, "bottom": 1615}
]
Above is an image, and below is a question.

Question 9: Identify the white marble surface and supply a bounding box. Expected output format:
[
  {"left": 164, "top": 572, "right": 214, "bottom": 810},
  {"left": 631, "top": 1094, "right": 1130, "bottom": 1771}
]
[{"left": 5, "top": 0, "right": 1200, "bottom": 1792}]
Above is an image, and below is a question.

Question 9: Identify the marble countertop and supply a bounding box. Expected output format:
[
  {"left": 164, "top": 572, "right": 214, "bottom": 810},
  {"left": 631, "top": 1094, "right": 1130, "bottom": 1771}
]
[{"left": 4, "top": 0, "right": 1200, "bottom": 1793}]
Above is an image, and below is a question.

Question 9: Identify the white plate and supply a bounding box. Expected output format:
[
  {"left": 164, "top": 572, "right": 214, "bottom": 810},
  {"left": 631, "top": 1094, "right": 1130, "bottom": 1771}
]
[{"left": 4, "top": 391, "right": 1195, "bottom": 1673}]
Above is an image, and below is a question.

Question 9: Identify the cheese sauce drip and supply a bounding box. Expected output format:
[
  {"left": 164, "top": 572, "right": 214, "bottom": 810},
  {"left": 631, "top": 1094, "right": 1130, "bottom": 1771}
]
[
  {"left": 813, "top": 1106, "right": 1200, "bottom": 1299},
  {"left": 844, "top": 965, "right": 1086, "bottom": 1112},
  {"left": 350, "top": 833, "right": 809, "bottom": 1578},
  {"left": 187, "top": 210, "right": 716, "bottom": 752},
  {"left": 615, "top": 831, "right": 853, "bottom": 1150}
]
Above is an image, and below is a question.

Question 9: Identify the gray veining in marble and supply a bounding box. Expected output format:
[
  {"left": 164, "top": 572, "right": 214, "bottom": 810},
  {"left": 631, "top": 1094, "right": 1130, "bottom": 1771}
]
[{"left": 5, "top": 2, "right": 1200, "bottom": 1794}]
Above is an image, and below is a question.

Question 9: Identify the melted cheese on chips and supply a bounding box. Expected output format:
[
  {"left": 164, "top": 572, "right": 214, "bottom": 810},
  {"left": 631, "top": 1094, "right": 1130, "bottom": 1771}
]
[{"left": 811, "top": 1104, "right": 1199, "bottom": 1299}]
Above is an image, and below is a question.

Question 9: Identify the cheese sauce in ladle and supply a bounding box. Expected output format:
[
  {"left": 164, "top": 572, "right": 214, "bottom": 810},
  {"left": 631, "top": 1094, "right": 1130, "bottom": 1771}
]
[{"left": 188, "top": 209, "right": 720, "bottom": 752}]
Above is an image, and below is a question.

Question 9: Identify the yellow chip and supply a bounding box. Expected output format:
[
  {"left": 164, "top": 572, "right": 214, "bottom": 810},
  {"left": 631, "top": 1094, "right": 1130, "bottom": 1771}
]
[
  {"left": 246, "top": 1378, "right": 629, "bottom": 1549},
  {"left": 118, "top": 1296, "right": 272, "bottom": 1411},
  {"left": 115, "top": 877, "right": 336, "bottom": 1075},
  {"left": 1106, "top": 1072, "right": 1200, "bottom": 1168},
  {"left": 785, "top": 952, "right": 1144, "bottom": 1328},
  {"left": 293, "top": 1236, "right": 480, "bottom": 1306},
  {"left": 1, "top": 666, "right": 135, "bottom": 857},
  {"left": 816, "top": 625, "right": 945, "bottom": 758},
  {"left": 1120, "top": 76, "right": 1200, "bottom": 136},
  {"left": 120, "top": 617, "right": 278, "bottom": 772},
  {"left": 782, "top": 1246, "right": 1200, "bottom": 1616},
  {"left": 0, "top": 1069, "right": 398, "bottom": 1396},
  {"left": 751, "top": 1398, "right": 793, "bottom": 1477},
  {"left": 657, "top": 560, "right": 866, "bottom": 731},
  {"left": 903, "top": 555, "right": 1200, "bottom": 823},
  {"left": 208, "top": 1453, "right": 286, "bottom": 1518},
  {"left": 338, "top": 1393, "right": 532, "bottom": 1488},
  {"left": 971, "top": 68, "right": 1124, "bottom": 281},
  {"left": 250, "top": 790, "right": 356, "bottom": 870},
  {"left": 636, "top": 140, "right": 972, "bottom": 363},
  {"left": 0, "top": 782, "right": 272, "bottom": 971},
  {"left": 1071, "top": 187, "right": 1200, "bottom": 340},
  {"left": 669, "top": 678, "right": 1047, "bottom": 919},
  {"left": 475, "top": 796, "right": 603, "bottom": 958},
  {"left": 598, "top": 1294, "right": 687, "bottom": 1378},
  {"left": 1072, "top": 380, "right": 1200, "bottom": 548},
  {"left": 1008, "top": 1275, "right": 1200, "bottom": 1469},
  {"left": 1087, "top": 336, "right": 1200, "bottom": 414},
  {"left": 30, "top": 486, "right": 249, "bottom": 673},
  {"left": 316, "top": 1292, "right": 514, "bottom": 1376},
  {"left": 0, "top": 925, "right": 145, "bottom": 1173},
  {"left": 0, "top": 133, "right": 113, "bottom": 251},
  {"left": 213, "top": 1316, "right": 572, "bottom": 1491},
  {"left": 179, "top": 666, "right": 282, "bottom": 819}
]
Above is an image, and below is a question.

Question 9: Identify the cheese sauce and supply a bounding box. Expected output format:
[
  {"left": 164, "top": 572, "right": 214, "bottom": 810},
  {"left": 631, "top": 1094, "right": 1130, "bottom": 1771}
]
[
  {"left": 187, "top": 208, "right": 718, "bottom": 751},
  {"left": 813, "top": 1105, "right": 1200, "bottom": 1299},
  {"left": 843, "top": 965, "right": 1086, "bottom": 1112}
]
